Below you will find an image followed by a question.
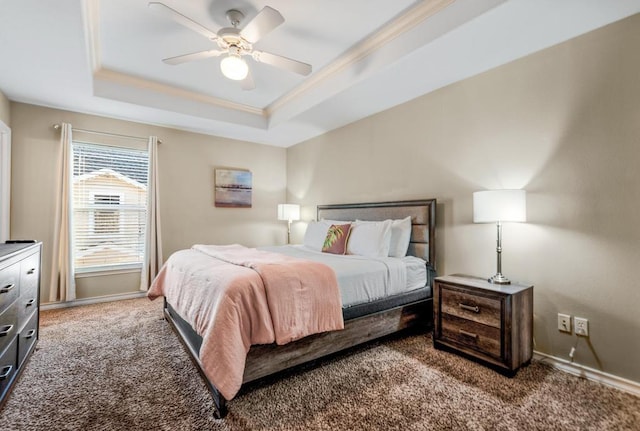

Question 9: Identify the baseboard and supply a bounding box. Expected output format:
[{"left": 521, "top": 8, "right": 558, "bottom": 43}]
[
  {"left": 534, "top": 351, "right": 640, "bottom": 398},
  {"left": 41, "top": 291, "right": 147, "bottom": 310}
]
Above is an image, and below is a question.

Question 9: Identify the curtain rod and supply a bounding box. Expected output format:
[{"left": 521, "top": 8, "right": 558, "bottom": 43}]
[{"left": 52, "top": 124, "right": 162, "bottom": 144}]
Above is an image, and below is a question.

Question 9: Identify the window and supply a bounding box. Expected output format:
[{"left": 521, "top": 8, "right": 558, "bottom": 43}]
[{"left": 72, "top": 142, "right": 148, "bottom": 272}]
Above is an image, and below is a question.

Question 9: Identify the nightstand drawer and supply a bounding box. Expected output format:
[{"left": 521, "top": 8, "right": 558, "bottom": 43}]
[
  {"left": 440, "top": 284, "right": 501, "bottom": 328},
  {"left": 441, "top": 314, "right": 501, "bottom": 359}
]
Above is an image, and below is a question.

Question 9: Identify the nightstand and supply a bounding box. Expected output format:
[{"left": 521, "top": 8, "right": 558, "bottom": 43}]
[{"left": 433, "top": 274, "right": 533, "bottom": 376}]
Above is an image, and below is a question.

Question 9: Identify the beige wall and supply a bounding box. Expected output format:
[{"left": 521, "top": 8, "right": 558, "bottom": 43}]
[
  {"left": 0, "top": 90, "right": 9, "bottom": 125},
  {"left": 10, "top": 103, "right": 287, "bottom": 302},
  {"left": 287, "top": 14, "right": 640, "bottom": 383}
]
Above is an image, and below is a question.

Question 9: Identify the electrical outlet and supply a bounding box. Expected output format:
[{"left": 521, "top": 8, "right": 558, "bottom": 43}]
[
  {"left": 558, "top": 313, "right": 571, "bottom": 333},
  {"left": 575, "top": 317, "right": 589, "bottom": 336}
]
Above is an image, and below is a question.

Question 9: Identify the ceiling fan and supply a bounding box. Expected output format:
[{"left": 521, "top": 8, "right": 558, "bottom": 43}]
[{"left": 148, "top": 2, "right": 312, "bottom": 89}]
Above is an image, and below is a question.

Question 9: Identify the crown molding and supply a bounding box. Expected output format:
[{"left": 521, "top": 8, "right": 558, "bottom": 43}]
[
  {"left": 93, "top": 68, "right": 264, "bottom": 117},
  {"left": 83, "top": 0, "right": 101, "bottom": 73},
  {"left": 85, "top": 0, "right": 263, "bottom": 120},
  {"left": 264, "top": 0, "right": 455, "bottom": 118},
  {"left": 84, "top": 0, "right": 456, "bottom": 131}
]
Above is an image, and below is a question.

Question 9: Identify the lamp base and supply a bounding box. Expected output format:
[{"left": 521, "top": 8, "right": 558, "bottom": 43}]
[{"left": 488, "top": 273, "right": 511, "bottom": 285}]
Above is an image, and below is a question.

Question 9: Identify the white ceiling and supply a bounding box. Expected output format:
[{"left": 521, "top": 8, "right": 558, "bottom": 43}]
[{"left": 1, "top": 0, "right": 638, "bottom": 147}]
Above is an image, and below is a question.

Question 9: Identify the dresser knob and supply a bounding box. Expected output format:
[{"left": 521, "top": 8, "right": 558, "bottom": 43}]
[
  {"left": 0, "top": 324, "right": 13, "bottom": 337},
  {"left": 24, "top": 329, "right": 36, "bottom": 339},
  {"left": 0, "top": 365, "right": 12, "bottom": 380},
  {"left": 26, "top": 299, "right": 36, "bottom": 307},
  {"left": 0, "top": 365, "right": 13, "bottom": 380},
  {"left": 0, "top": 283, "right": 15, "bottom": 294},
  {"left": 27, "top": 268, "right": 36, "bottom": 275}
]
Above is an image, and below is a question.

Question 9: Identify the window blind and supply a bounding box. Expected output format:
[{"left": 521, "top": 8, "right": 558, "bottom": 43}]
[{"left": 72, "top": 142, "right": 149, "bottom": 272}]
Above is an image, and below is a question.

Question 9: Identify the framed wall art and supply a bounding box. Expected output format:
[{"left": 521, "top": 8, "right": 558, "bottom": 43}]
[{"left": 214, "top": 168, "right": 252, "bottom": 208}]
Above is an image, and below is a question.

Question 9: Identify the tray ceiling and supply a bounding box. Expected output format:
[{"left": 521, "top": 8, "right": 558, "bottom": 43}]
[{"left": 1, "top": 0, "right": 638, "bottom": 147}]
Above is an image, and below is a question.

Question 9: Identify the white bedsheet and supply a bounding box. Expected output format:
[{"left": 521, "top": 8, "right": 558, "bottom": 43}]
[{"left": 259, "top": 245, "right": 427, "bottom": 308}]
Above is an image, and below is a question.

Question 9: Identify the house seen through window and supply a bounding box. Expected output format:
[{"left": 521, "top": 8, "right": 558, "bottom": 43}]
[
  {"left": 93, "top": 194, "right": 121, "bottom": 234},
  {"left": 72, "top": 142, "right": 149, "bottom": 272}
]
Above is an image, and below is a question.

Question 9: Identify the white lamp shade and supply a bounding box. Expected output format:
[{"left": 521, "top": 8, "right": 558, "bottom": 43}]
[
  {"left": 473, "top": 190, "right": 526, "bottom": 223},
  {"left": 277, "top": 204, "right": 300, "bottom": 221},
  {"left": 220, "top": 55, "right": 249, "bottom": 80}
]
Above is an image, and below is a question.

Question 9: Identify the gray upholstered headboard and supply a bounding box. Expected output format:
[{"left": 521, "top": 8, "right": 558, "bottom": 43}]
[{"left": 317, "top": 199, "right": 436, "bottom": 270}]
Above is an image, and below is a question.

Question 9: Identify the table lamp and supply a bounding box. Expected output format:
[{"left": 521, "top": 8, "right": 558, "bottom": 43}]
[
  {"left": 473, "top": 190, "right": 526, "bottom": 284},
  {"left": 277, "top": 203, "right": 300, "bottom": 244}
]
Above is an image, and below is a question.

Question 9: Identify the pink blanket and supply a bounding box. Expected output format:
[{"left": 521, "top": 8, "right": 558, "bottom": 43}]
[{"left": 147, "top": 244, "right": 344, "bottom": 400}]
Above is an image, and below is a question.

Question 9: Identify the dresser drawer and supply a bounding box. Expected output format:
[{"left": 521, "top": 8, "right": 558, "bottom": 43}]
[
  {"left": 441, "top": 313, "right": 501, "bottom": 359},
  {"left": 19, "top": 252, "right": 40, "bottom": 299},
  {"left": 0, "top": 302, "right": 18, "bottom": 354},
  {"left": 0, "top": 336, "right": 18, "bottom": 401},
  {"left": 440, "top": 284, "right": 501, "bottom": 328},
  {"left": 17, "top": 256, "right": 39, "bottom": 330},
  {"left": 18, "top": 311, "right": 38, "bottom": 368},
  {"left": 17, "top": 295, "right": 38, "bottom": 331},
  {"left": 0, "top": 263, "right": 20, "bottom": 314}
]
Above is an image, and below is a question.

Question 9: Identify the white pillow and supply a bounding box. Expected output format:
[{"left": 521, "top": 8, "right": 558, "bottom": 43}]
[
  {"left": 303, "top": 221, "right": 330, "bottom": 251},
  {"left": 347, "top": 220, "right": 392, "bottom": 258},
  {"left": 321, "top": 219, "right": 350, "bottom": 225},
  {"left": 388, "top": 216, "right": 412, "bottom": 258}
]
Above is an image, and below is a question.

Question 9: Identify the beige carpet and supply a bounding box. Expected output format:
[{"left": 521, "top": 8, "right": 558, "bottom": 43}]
[{"left": 0, "top": 298, "right": 638, "bottom": 430}]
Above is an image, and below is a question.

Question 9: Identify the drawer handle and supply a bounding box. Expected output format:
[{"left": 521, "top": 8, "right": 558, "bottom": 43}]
[
  {"left": 459, "top": 329, "right": 479, "bottom": 339},
  {"left": 25, "top": 329, "right": 36, "bottom": 339},
  {"left": 0, "top": 324, "right": 14, "bottom": 337},
  {"left": 0, "top": 365, "right": 12, "bottom": 380},
  {"left": 459, "top": 303, "right": 480, "bottom": 313},
  {"left": 27, "top": 268, "right": 36, "bottom": 275},
  {"left": 0, "top": 283, "right": 15, "bottom": 294},
  {"left": 26, "top": 298, "right": 36, "bottom": 307}
]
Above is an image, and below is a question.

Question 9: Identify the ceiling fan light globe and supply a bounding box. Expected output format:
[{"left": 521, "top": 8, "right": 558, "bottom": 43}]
[{"left": 220, "top": 55, "right": 249, "bottom": 80}]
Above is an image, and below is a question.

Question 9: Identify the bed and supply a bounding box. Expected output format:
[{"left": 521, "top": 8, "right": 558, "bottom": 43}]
[{"left": 152, "top": 199, "right": 436, "bottom": 418}]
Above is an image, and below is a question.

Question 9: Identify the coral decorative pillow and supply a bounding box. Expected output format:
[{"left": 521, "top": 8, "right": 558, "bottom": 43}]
[{"left": 322, "top": 224, "right": 352, "bottom": 255}]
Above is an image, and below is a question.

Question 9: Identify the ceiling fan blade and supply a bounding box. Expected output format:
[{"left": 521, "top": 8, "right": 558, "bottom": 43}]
[
  {"left": 163, "top": 49, "right": 224, "bottom": 65},
  {"left": 240, "top": 6, "right": 284, "bottom": 44},
  {"left": 148, "top": 2, "right": 218, "bottom": 40},
  {"left": 241, "top": 70, "right": 255, "bottom": 91},
  {"left": 253, "top": 51, "right": 312, "bottom": 76}
]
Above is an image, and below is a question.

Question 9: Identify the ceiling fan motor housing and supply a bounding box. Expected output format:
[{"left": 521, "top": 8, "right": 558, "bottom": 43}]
[{"left": 216, "top": 27, "right": 250, "bottom": 53}]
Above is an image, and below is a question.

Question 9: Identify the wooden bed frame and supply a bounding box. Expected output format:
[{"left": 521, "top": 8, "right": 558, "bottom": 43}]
[{"left": 163, "top": 199, "right": 437, "bottom": 418}]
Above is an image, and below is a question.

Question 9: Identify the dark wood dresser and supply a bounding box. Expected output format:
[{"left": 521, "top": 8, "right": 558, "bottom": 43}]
[
  {"left": 433, "top": 274, "right": 533, "bottom": 376},
  {"left": 0, "top": 242, "right": 41, "bottom": 407}
]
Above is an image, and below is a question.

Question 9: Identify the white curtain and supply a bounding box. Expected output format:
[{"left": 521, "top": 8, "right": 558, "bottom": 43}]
[
  {"left": 140, "top": 136, "right": 163, "bottom": 290},
  {"left": 49, "top": 123, "right": 76, "bottom": 302}
]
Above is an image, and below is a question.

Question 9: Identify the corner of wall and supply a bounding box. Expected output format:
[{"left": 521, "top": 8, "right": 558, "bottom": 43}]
[{"left": 0, "top": 90, "right": 10, "bottom": 126}]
